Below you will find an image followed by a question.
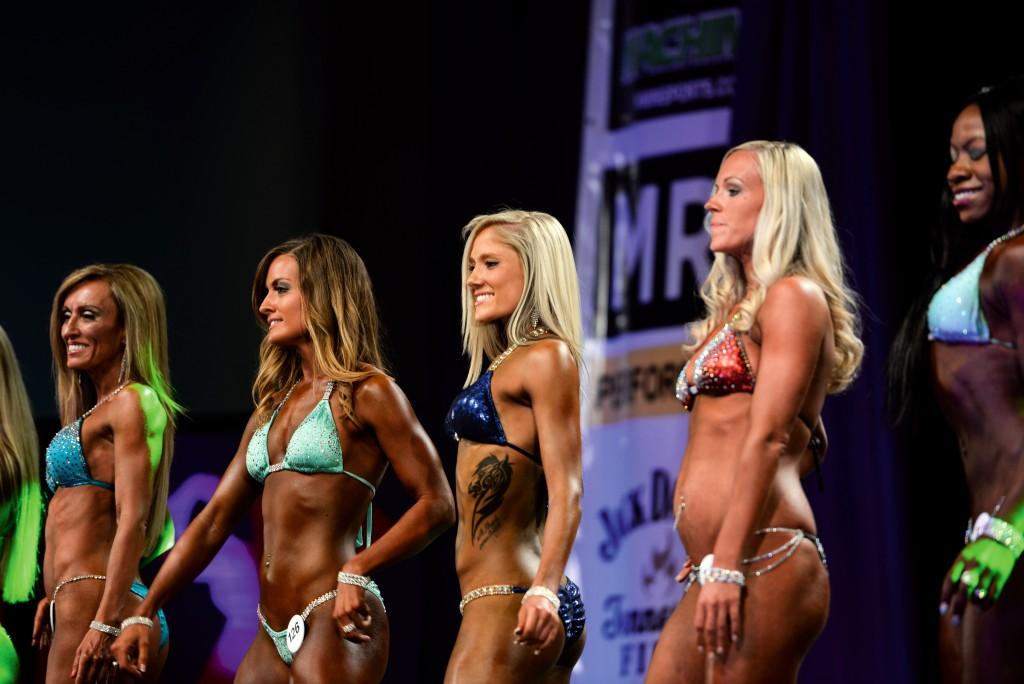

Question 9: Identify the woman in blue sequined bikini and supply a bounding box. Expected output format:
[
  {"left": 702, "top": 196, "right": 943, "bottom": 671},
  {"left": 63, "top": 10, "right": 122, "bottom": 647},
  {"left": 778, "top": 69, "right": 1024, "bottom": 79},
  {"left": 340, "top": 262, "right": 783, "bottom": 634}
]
[
  {"left": 890, "top": 78, "right": 1024, "bottom": 683},
  {"left": 444, "top": 210, "right": 586, "bottom": 684},
  {"left": 112, "top": 234, "right": 455, "bottom": 683},
  {"left": 32, "top": 264, "right": 180, "bottom": 684},
  {"left": 646, "top": 142, "right": 863, "bottom": 684}
]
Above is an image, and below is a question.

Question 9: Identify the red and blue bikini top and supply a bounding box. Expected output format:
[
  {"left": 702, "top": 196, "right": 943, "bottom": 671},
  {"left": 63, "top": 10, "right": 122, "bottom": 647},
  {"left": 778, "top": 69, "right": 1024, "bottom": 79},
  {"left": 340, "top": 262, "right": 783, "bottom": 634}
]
[{"left": 675, "top": 314, "right": 756, "bottom": 412}]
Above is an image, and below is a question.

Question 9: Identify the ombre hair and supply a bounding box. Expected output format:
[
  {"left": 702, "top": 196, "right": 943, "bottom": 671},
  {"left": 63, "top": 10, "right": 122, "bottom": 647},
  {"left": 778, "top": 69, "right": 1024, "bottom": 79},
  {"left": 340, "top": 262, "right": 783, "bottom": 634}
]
[
  {"left": 460, "top": 210, "right": 583, "bottom": 386},
  {"left": 685, "top": 141, "right": 863, "bottom": 393},
  {"left": 251, "top": 234, "right": 386, "bottom": 424},
  {"left": 49, "top": 264, "right": 181, "bottom": 557}
]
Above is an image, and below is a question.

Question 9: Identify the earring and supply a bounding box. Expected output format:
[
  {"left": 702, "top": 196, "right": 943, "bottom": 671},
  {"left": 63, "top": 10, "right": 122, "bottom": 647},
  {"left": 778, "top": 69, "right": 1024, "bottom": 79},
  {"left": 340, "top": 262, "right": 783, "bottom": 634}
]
[
  {"left": 529, "top": 309, "right": 540, "bottom": 332},
  {"left": 118, "top": 352, "right": 129, "bottom": 384}
]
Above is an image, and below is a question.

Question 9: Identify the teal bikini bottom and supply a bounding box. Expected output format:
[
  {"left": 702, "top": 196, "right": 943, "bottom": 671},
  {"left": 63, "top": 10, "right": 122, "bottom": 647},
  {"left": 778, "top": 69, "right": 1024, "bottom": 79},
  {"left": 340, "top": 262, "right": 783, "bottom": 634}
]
[{"left": 257, "top": 580, "right": 384, "bottom": 665}]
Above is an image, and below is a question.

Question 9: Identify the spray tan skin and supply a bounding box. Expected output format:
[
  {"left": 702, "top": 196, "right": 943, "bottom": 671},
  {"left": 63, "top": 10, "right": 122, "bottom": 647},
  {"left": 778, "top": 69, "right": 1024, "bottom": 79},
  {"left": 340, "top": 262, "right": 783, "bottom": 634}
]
[
  {"left": 934, "top": 104, "right": 1024, "bottom": 684},
  {"left": 111, "top": 255, "right": 455, "bottom": 683},
  {"left": 31, "top": 279, "right": 168, "bottom": 684},
  {"left": 645, "top": 152, "right": 834, "bottom": 684},
  {"left": 444, "top": 227, "right": 585, "bottom": 684}
]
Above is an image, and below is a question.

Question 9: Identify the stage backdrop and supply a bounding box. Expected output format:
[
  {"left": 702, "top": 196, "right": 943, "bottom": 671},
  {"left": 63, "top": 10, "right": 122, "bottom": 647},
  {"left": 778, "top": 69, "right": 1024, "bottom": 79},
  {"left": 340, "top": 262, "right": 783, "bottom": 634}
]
[{"left": 572, "top": 1, "right": 739, "bottom": 680}]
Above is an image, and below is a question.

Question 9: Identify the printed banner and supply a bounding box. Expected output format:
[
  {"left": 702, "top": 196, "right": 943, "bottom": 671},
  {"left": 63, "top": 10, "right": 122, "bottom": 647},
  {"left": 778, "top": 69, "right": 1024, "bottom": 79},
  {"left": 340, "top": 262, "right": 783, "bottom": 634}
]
[{"left": 572, "top": 2, "right": 739, "bottom": 680}]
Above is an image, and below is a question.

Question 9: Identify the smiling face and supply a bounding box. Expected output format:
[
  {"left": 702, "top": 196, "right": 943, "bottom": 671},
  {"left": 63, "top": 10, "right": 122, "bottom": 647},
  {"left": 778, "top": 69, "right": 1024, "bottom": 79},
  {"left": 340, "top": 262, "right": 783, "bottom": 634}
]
[
  {"left": 258, "top": 254, "right": 308, "bottom": 345},
  {"left": 704, "top": 150, "right": 764, "bottom": 258},
  {"left": 60, "top": 279, "right": 124, "bottom": 372},
  {"left": 466, "top": 226, "right": 526, "bottom": 325},
  {"left": 947, "top": 104, "right": 995, "bottom": 224}
]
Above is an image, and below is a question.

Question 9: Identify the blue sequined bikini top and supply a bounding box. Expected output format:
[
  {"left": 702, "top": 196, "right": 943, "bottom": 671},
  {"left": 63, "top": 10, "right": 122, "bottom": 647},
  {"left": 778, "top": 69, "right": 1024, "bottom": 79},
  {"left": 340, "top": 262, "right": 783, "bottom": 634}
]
[
  {"left": 445, "top": 344, "right": 541, "bottom": 465},
  {"left": 245, "top": 380, "right": 376, "bottom": 545},
  {"left": 927, "top": 226, "right": 1024, "bottom": 348},
  {"left": 45, "top": 416, "right": 114, "bottom": 495}
]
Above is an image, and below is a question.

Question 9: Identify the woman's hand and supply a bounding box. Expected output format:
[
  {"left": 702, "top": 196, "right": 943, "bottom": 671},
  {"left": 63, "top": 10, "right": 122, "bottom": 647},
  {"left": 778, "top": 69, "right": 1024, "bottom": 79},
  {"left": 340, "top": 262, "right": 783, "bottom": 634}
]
[
  {"left": 940, "top": 539, "right": 1018, "bottom": 621},
  {"left": 514, "top": 595, "right": 561, "bottom": 655},
  {"left": 70, "top": 628, "right": 117, "bottom": 683},
  {"left": 31, "top": 596, "right": 51, "bottom": 650},
  {"left": 694, "top": 581, "right": 743, "bottom": 658},
  {"left": 333, "top": 582, "right": 372, "bottom": 643},
  {"left": 110, "top": 622, "right": 151, "bottom": 678}
]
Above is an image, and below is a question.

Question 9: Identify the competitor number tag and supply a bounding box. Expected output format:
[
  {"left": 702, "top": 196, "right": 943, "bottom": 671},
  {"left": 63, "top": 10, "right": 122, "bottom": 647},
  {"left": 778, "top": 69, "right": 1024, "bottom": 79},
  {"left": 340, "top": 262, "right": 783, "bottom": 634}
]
[{"left": 286, "top": 614, "right": 305, "bottom": 654}]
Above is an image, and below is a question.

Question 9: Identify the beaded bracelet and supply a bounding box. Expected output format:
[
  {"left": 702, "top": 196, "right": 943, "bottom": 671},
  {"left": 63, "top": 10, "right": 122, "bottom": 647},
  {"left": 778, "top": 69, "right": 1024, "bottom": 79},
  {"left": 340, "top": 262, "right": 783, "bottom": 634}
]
[
  {"left": 697, "top": 554, "right": 746, "bottom": 587},
  {"left": 968, "top": 513, "right": 1024, "bottom": 559},
  {"left": 337, "top": 571, "right": 373, "bottom": 590},
  {"left": 89, "top": 621, "right": 121, "bottom": 637},
  {"left": 120, "top": 616, "right": 155, "bottom": 631},
  {"left": 521, "top": 586, "right": 561, "bottom": 612}
]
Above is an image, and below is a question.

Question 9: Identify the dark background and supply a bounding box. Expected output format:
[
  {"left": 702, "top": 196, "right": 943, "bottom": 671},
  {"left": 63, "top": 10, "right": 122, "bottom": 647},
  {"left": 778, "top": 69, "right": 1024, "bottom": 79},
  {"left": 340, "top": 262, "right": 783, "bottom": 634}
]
[{"left": 2, "top": 1, "right": 1022, "bottom": 681}]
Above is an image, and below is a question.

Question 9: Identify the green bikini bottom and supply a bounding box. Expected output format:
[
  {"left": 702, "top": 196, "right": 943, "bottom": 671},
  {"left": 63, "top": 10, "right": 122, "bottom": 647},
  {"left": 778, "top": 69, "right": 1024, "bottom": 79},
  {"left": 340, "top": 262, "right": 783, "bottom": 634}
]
[{"left": 257, "top": 580, "right": 384, "bottom": 665}]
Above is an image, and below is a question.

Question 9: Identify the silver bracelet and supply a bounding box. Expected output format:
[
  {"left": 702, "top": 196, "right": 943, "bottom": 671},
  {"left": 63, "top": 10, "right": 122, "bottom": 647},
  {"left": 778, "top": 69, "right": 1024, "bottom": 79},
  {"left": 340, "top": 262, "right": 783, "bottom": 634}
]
[
  {"left": 697, "top": 554, "right": 746, "bottom": 587},
  {"left": 337, "top": 571, "right": 372, "bottom": 590},
  {"left": 89, "top": 620, "right": 121, "bottom": 637},
  {"left": 120, "top": 616, "right": 155, "bottom": 631},
  {"left": 521, "top": 586, "right": 561, "bottom": 612}
]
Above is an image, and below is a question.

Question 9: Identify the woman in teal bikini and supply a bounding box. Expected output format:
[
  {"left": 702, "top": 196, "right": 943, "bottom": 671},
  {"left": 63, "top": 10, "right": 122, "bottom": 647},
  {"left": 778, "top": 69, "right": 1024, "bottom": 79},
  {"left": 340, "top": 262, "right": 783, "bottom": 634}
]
[
  {"left": 891, "top": 77, "right": 1024, "bottom": 683},
  {"left": 113, "top": 234, "right": 455, "bottom": 683},
  {"left": 0, "top": 325, "right": 43, "bottom": 684},
  {"left": 32, "top": 264, "right": 180, "bottom": 683}
]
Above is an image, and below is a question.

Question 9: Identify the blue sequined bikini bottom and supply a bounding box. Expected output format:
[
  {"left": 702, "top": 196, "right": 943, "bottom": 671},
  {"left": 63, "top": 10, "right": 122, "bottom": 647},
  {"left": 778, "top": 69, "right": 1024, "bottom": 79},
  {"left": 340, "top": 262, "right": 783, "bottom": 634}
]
[{"left": 461, "top": 578, "right": 586, "bottom": 648}]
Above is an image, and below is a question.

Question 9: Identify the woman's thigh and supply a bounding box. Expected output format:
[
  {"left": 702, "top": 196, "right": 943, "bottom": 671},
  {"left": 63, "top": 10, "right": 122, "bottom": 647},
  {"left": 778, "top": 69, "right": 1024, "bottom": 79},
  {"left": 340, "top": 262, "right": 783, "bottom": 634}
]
[
  {"left": 445, "top": 595, "right": 566, "bottom": 684},
  {"left": 290, "top": 598, "right": 389, "bottom": 684},
  {"left": 647, "top": 543, "right": 829, "bottom": 684}
]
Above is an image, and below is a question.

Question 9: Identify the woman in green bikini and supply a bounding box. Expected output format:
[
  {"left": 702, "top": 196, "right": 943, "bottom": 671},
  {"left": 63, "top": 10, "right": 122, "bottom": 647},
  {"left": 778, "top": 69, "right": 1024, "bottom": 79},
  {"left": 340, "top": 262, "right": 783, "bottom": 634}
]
[{"left": 113, "top": 234, "right": 455, "bottom": 683}]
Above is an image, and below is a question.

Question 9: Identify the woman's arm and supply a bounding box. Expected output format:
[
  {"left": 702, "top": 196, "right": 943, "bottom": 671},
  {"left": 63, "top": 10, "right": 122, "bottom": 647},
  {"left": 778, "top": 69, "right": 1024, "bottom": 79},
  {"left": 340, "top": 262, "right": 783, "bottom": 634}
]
[
  {"left": 70, "top": 386, "right": 158, "bottom": 683},
  {"left": 334, "top": 375, "right": 455, "bottom": 639},
  {"left": 110, "top": 412, "right": 263, "bottom": 675},
  {"left": 515, "top": 339, "right": 583, "bottom": 653},
  {"left": 698, "top": 277, "right": 830, "bottom": 658}
]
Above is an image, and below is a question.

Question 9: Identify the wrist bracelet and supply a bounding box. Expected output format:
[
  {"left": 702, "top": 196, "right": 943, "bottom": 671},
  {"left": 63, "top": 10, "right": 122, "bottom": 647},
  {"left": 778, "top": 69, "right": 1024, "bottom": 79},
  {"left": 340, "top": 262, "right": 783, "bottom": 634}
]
[
  {"left": 120, "top": 616, "right": 155, "bottom": 631},
  {"left": 521, "top": 586, "right": 561, "bottom": 612},
  {"left": 89, "top": 620, "right": 121, "bottom": 637},
  {"left": 337, "top": 571, "right": 372, "bottom": 590},
  {"left": 968, "top": 513, "right": 1024, "bottom": 559},
  {"left": 697, "top": 554, "right": 746, "bottom": 587}
]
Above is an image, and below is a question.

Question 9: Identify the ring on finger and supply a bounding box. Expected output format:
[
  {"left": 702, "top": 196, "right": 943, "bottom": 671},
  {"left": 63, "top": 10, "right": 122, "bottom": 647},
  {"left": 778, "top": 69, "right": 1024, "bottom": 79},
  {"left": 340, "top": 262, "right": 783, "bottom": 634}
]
[
  {"left": 342, "top": 623, "right": 356, "bottom": 634},
  {"left": 974, "top": 587, "right": 987, "bottom": 600},
  {"left": 959, "top": 570, "right": 976, "bottom": 586}
]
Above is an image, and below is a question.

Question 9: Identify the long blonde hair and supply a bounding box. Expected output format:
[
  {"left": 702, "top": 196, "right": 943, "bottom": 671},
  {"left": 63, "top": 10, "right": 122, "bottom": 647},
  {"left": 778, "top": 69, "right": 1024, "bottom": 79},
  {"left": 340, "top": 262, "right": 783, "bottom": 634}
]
[
  {"left": 251, "top": 234, "right": 386, "bottom": 424},
  {"left": 460, "top": 210, "right": 583, "bottom": 386},
  {"left": 685, "top": 141, "right": 863, "bottom": 392},
  {"left": 50, "top": 264, "right": 181, "bottom": 556}
]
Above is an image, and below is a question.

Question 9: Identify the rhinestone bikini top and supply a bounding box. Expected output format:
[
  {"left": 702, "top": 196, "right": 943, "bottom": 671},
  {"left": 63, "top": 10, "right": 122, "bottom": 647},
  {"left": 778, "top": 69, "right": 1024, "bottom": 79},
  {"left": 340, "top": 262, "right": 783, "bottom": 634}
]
[
  {"left": 927, "top": 225, "right": 1024, "bottom": 349},
  {"left": 675, "top": 314, "right": 756, "bottom": 411},
  {"left": 245, "top": 379, "right": 376, "bottom": 546}
]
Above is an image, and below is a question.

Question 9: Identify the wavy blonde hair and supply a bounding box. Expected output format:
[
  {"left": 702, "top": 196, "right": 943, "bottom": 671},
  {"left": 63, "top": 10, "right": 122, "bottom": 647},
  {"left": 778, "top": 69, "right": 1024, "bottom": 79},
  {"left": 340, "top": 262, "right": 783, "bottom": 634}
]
[
  {"left": 460, "top": 210, "right": 583, "bottom": 386},
  {"left": 251, "top": 234, "right": 386, "bottom": 424},
  {"left": 684, "top": 141, "right": 863, "bottom": 392},
  {"left": 50, "top": 264, "right": 181, "bottom": 557}
]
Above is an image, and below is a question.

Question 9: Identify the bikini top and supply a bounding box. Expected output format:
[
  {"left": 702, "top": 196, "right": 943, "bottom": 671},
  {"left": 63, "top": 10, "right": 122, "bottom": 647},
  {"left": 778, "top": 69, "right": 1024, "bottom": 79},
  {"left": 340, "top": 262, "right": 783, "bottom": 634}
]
[
  {"left": 927, "top": 225, "right": 1024, "bottom": 349},
  {"left": 675, "top": 314, "right": 756, "bottom": 412},
  {"left": 446, "top": 342, "right": 542, "bottom": 466},
  {"left": 245, "top": 380, "right": 376, "bottom": 546},
  {"left": 43, "top": 383, "right": 176, "bottom": 562},
  {"left": 46, "top": 416, "right": 115, "bottom": 495},
  {"left": 675, "top": 314, "right": 825, "bottom": 487}
]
